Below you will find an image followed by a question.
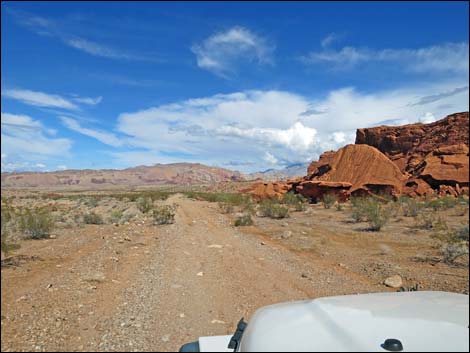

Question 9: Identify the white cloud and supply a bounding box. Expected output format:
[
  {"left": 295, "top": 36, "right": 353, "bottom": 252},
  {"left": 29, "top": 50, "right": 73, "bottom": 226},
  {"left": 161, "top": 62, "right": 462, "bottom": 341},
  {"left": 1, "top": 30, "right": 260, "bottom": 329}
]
[
  {"left": 60, "top": 116, "right": 123, "bottom": 147},
  {"left": 1, "top": 113, "right": 72, "bottom": 171},
  {"left": 2, "top": 89, "right": 78, "bottom": 110},
  {"left": 264, "top": 152, "right": 278, "bottom": 165},
  {"left": 321, "top": 33, "right": 341, "bottom": 48},
  {"left": 302, "top": 42, "right": 469, "bottom": 74},
  {"left": 65, "top": 37, "right": 136, "bottom": 60},
  {"left": 115, "top": 82, "right": 468, "bottom": 172},
  {"left": 217, "top": 122, "right": 317, "bottom": 152},
  {"left": 35, "top": 163, "right": 46, "bottom": 168},
  {"left": 191, "top": 26, "right": 274, "bottom": 77},
  {"left": 419, "top": 112, "right": 437, "bottom": 124},
  {"left": 8, "top": 9, "right": 157, "bottom": 62},
  {"left": 56, "top": 165, "right": 67, "bottom": 170}
]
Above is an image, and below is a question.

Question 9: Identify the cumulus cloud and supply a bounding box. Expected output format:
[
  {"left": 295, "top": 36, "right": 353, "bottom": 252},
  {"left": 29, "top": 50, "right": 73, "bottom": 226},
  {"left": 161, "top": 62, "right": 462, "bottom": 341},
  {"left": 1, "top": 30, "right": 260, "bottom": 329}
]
[
  {"left": 302, "top": 42, "right": 469, "bottom": 74},
  {"left": 115, "top": 82, "right": 468, "bottom": 172},
  {"left": 1, "top": 113, "right": 72, "bottom": 171},
  {"left": 60, "top": 116, "right": 123, "bottom": 147},
  {"left": 191, "top": 26, "right": 274, "bottom": 77}
]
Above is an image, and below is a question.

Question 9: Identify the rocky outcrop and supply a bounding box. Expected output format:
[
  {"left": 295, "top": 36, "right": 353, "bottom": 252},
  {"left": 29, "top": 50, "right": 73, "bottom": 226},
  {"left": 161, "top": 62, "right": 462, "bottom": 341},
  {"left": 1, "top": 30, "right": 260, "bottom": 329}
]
[
  {"left": 244, "top": 112, "right": 469, "bottom": 201},
  {"left": 242, "top": 179, "right": 301, "bottom": 201},
  {"left": 296, "top": 181, "right": 352, "bottom": 201},
  {"left": 356, "top": 112, "right": 469, "bottom": 196},
  {"left": 305, "top": 144, "right": 406, "bottom": 198}
]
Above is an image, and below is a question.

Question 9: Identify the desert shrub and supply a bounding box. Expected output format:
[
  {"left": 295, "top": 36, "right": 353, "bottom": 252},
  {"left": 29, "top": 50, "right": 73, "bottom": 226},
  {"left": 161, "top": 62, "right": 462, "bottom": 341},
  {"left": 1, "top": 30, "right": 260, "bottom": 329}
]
[
  {"left": 240, "top": 199, "right": 256, "bottom": 215},
  {"left": 258, "top": 199, "right": 289, "bottom": 219},
  {"left": 322, "top": 193, "right": 338, "bottom": 209},
  {"left": 1, "top": 199, "right": 19, "bottom": 253},
  {"left": 282, "top": 192, "right": 307, "bottom": 211},
  {"left": 425, "top": 196, "right": 458, "bottom": 211},
  {"left": 109, "top": 210, "right": 123, "bottom": 224},
  {"left": 335, "top": 203, "right": 343, "bottom": 211},
  {"left": 351, "top": 197, "right": 368, "bottom": 222},
  {"left": 366, "top": 202, "right": 390, "bottom": 231},
  {"left": 351, "top": 197, "right": 389, "bottom": 231},
  {"left": 400, "top": 197, "right": 423, "bottom": 217},
  {"left": 414, "top": 212, "right": 439, "bottom": 230},
  {"left": 18, "top": 207, "right": 55, "bottom": 239},
  {"left": 84, "top": 197, "right": 99, "bottom": 208},
  {"left": 83, "top": 212, "right": 104, "bottom": 225},
  {"left": 152, "top": 204, "right": 177, "bottom": 225},
  {"left": 120, "top": 212, "right": 135, "bottom": 224},
  {"left": 136, "top": 197, "right": 153, "bottom": 213},
  {"left": 432, "top": 223, "right": 469, "bottom": 264},
  {"left": 234, "top": 214, "right": 254, "bottom": 227},
  {"left": 218, "top": 202, "right": 234, "bottom": 214}
]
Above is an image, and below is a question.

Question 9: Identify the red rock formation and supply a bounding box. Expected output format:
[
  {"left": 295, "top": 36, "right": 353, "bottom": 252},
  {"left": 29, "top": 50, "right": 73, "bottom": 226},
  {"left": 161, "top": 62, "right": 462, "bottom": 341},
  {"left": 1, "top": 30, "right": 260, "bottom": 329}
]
[
  {"left": 304, "top": 144, "right": 406, "bottom": 198},
  {"left": 296, "top": 181, "right": 352, "bottom": 201},
  {"left": 241, "top": 180, "right": 296, "bottom": 201},
  {"left": 242, "top": 112, "right": 469, "bottom": 201},
  {"left": 356, "top": 112, "right": 469, "bottom": 196}
]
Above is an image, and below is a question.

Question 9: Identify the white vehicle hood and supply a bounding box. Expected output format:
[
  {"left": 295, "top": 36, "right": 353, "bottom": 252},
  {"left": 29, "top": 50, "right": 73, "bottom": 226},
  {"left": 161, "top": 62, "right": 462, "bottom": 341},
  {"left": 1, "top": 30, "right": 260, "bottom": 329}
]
[{"left": 238, "top": 291, "right": 469, "bottom": 352}]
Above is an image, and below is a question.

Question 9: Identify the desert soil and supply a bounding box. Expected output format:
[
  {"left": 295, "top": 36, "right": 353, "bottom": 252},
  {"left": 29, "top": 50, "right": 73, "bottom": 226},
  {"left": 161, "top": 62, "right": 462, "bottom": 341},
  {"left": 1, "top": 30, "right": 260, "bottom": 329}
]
[{"left": 1, "top": 194, "right": 468, "bottom": 352}]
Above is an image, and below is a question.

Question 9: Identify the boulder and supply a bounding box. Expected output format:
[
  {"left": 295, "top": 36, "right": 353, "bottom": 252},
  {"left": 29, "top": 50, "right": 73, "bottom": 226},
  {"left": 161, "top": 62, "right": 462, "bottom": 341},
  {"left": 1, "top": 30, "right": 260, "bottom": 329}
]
[
  {"left": 242, "top": 180, "right": 296, "bottom": 201},
  {"left": 384, "top": 275, "right": 403, "bottom": 288},
  {"left": 306, "top": 144, "right": 406, "bottom": 197}
]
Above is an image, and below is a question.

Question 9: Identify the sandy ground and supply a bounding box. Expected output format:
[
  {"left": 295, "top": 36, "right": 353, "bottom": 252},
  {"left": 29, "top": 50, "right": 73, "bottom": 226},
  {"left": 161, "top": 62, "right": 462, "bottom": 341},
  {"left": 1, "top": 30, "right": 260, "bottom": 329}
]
[{"left": 1, "top": 194, "right": 468, "bottom": 352}]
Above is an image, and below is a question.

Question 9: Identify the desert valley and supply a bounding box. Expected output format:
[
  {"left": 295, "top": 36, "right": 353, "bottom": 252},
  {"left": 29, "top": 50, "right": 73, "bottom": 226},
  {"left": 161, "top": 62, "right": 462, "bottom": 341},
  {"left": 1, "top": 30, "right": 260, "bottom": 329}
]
[{"left": 1, "top": 112, "right": 468, "bottom": 352}]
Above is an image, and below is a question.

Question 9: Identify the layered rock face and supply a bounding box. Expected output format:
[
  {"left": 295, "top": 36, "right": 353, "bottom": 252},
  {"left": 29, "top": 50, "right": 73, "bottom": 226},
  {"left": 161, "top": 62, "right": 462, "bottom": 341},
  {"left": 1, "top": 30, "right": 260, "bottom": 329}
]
[
  {"left": 244, "top": 112, "right": 469, "bottom": 200},
  {"left": 355, "top": 112, "right": 469, "bottom": 196},
  {"left": 304, "top": 144, "right": 406, "bottom": 197}
]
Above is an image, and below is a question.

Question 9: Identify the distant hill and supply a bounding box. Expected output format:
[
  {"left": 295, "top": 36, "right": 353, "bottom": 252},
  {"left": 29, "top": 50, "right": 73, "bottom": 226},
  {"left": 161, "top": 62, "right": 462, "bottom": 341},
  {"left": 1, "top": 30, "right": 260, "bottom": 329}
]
[
  {"left": 246, "top": 163, "right": 309, "bottom": 181},
  {"left": 1, "top": 163, "right": 245, "bottom": 189}
]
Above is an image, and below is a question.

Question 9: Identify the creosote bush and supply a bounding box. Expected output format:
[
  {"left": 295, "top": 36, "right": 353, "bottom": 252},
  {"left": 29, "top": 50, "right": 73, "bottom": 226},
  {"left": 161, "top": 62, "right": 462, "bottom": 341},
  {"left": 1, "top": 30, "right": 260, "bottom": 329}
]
[
  {"left": 350, "top": 196, "right": 390, "bottom": 231},
  {"left": 282, "top": 192, "right": 307, "bottom": 211},
  {"left": 152, "top": 204, "right": 177, "bottom": 225},
  {"left": 18, "top": 207, "right": 55, "bottom": 239},
  {"left": 136, "top": 196, "right": 153, "bottom": 214},
  {"left": 83, "top": 212, "right": 104, "bottom": 225},
  {"left": 432, "top": 223, "right": 469, "bottom": 264},
  {"left": 1, "top": 198, "right": 19, "bottom": 253},
  {"left": 109, "top": 210, "right": 123, "bottom": 224},
  {"left": 258, "top": 199, "right": 289, "bottom": 219},
  {"left": 399, "top": 196, "right": 423, "bottom": 217}
]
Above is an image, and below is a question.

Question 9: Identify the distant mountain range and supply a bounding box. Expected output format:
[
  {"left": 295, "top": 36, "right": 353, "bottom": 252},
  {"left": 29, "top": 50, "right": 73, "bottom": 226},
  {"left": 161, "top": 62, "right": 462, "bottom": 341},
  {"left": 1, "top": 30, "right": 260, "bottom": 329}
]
[
  {"left": 1, "top": 163, "right": 244, "bottom": 189},
  {"left": 246, "top": 163, "right": 309, "bottom": 181},
  {"left": 1, "top": 162, "right": 309, "bottom": 189}
]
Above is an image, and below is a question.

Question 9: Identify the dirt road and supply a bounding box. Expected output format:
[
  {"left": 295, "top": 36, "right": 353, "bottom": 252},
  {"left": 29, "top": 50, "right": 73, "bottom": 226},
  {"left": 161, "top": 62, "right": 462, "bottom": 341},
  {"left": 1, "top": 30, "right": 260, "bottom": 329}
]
[{"left": 2, "top": 195, "right": 386, "bottom": 352}]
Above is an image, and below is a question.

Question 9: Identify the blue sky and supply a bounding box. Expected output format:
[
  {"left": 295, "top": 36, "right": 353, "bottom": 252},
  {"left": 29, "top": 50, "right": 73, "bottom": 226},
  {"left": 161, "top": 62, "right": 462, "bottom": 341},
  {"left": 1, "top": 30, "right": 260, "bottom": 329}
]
[{"left": 1, "top": 1, "right": 469, "bottom": 173}]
